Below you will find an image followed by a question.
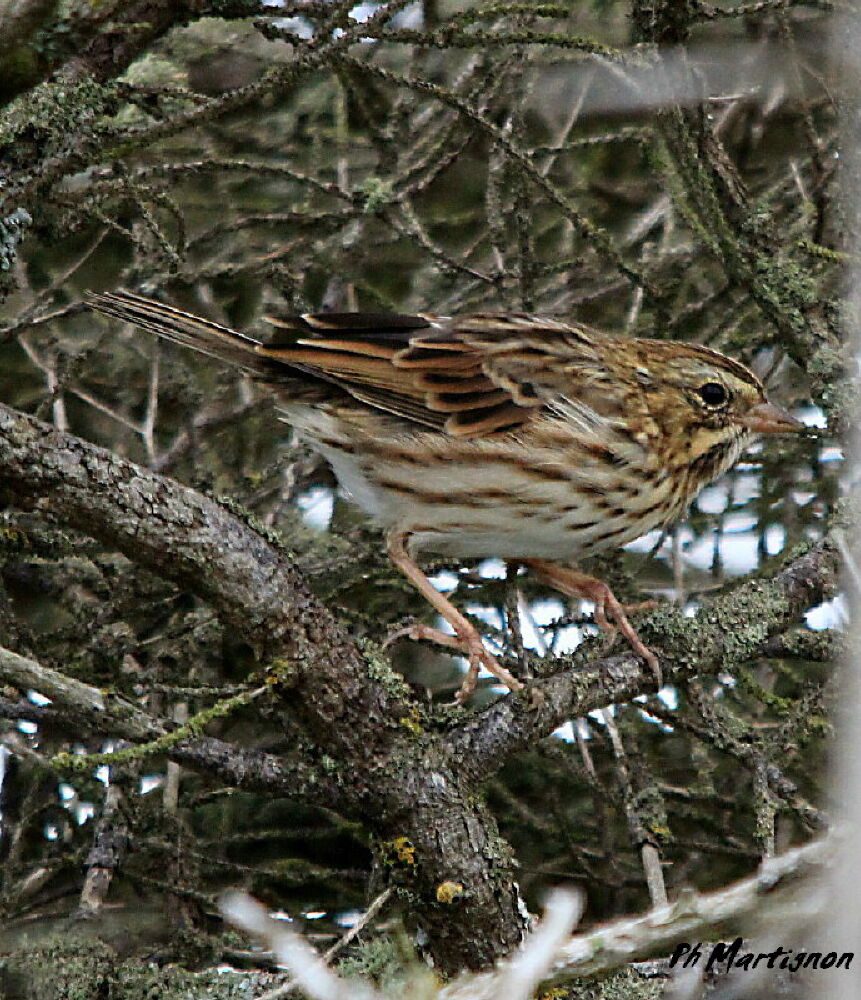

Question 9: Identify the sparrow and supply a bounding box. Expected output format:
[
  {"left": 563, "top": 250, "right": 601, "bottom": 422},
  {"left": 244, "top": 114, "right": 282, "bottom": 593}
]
[{"left": 88, "top": 290, "right": 803, "bottom": 700}]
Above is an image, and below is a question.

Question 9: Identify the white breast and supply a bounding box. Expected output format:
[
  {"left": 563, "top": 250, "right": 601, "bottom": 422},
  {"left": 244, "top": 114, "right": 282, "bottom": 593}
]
[{"left": 283, "top": 404, "right": 672, "bottom": 561}]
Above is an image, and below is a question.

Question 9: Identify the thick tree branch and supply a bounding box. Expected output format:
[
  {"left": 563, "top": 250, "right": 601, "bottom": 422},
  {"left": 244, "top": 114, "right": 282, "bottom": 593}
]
[
  {"left": 0, "top": 401, "right": 410, "bottom": 767},
  {"left": 56, "top": 1, "right": 268, "bottom": 87},
  {"left": 449, "top": 537, "right": 840, "bottom": 784},
  {"left": 0, "top": 401, "right": 530, "bottom": 973},
  {"left": 0, "top": 0, "right": 268, "bottom": 108}
]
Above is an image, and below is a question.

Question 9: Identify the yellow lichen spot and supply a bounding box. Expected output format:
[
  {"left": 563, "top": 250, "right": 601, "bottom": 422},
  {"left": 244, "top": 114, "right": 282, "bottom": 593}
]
[
  {"left": 392, "top": 837, "right": 416, "bottom": 866},
  {"left": 537, "top": 989, "right": 568, "bottom": 1000},
  {"left": 265, "top": 658, "right": 296, "bottom": 686},
  {"left": 0, "top": 527, "right": 28, "bottom": 547},
  {"left": 435, "top": 881, "right": 465, "bottom": 904},
  {"left": 398, "top": 708, "right": 423, "bottom": 736}
]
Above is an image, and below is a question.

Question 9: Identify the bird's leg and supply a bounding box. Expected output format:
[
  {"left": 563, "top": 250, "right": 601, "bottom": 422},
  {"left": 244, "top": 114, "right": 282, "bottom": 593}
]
[
  {"left": 386, "top": 531, "right": 525, "bottom": 702},
  {"left": 523, "top": 559, "right": 662, "bottom": 689}
]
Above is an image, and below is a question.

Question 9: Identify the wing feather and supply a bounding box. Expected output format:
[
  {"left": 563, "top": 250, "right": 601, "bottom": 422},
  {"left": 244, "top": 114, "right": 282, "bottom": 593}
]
[
  {"left": 89, "top": 292, "right": 616, "bottom": 440},
  {"left": 272, "top": 316, "right": 602, "bottom": 435}
]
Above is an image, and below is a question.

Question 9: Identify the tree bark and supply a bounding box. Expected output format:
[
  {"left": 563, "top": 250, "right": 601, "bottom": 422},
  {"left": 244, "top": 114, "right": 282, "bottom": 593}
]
[
  {"left": 0, "top": 400, "right": 839, "bottom": 972},
  {"left": 0, "top": 401, "right": 529, "bottom": 973}
]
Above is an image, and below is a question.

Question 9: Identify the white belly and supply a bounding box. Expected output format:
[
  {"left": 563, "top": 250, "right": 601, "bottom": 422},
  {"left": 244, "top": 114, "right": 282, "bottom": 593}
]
[
  {"left": 317, "top": 440, "right": 670, "bottom": 560},
  {"left": 283, "top": 405, "right": 672, "bottom": 561}
]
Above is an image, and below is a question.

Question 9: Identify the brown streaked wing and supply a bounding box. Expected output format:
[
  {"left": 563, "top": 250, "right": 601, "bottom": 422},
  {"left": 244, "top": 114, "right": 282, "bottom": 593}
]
[
  {"left": 259, "top": 312, "right": 606, "bottom": 438},
  {"left": 394, "top": 316, "right": 607, "bottom": 435},
  {"left": 262, "top": 314, "right": 441, "bottom": 428},
  {"left": 265, "top": 311, "right": 434, "bottom": 346}
]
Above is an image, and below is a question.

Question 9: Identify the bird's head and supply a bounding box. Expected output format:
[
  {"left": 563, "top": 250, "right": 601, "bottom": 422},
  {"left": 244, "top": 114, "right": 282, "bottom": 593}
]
[{"left": 625, "top": 339, "right": 803, "bottom": 482}]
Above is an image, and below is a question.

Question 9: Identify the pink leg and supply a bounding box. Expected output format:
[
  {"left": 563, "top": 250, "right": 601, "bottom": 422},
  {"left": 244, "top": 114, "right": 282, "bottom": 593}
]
[
  {"left": 523, "top": 560, "right": 662, "bottom": 689},
  {"left": 387, "top": 532, "right": 524, "bottom": 703}
]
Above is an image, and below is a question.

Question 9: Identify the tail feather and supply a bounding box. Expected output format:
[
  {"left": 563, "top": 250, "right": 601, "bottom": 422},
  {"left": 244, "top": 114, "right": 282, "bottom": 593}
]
[{"left": 87, "top": 291, "right": 278, "bottom": 377}]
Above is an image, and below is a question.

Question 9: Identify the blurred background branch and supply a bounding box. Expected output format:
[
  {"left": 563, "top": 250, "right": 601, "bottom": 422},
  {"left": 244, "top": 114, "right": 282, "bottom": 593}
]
[{"left": 0, "top": 0, "right": 848, "bottom": 995}]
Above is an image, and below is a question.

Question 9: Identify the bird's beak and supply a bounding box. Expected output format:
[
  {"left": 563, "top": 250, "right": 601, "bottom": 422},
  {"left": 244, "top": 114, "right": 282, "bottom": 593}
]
[{"left": 739, "top": 401, "right": 805, "bottom": 435}]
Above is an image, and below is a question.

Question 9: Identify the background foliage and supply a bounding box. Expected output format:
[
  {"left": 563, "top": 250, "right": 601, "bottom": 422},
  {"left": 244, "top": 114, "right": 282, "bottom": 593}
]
[{"left": 0, "top": 0, "right": 844, "bottom": 996}]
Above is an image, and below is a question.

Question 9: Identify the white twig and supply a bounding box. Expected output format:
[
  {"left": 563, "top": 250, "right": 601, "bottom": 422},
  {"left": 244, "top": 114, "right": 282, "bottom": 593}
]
[
  {"left": 221, "top": 892, "right": 385, "bottom": 1000},
  {"left": 255, "top": 889, "right": 394, "bottom": 1000},
  {"left": 488, "top": 890, "right": 583, "bottom": 1000},
  {"left": 222, "top": 888, "right": 584, "bottom": 1000}
]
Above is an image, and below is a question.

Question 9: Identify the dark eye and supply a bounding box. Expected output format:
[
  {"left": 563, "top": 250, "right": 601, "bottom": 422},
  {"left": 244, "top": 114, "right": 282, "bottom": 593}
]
[{"left": 697, "top": 382, "right": 727, "bottom": 407}]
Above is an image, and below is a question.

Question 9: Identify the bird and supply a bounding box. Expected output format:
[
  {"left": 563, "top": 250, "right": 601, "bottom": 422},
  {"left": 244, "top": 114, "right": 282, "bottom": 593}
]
[{"left": 87, "top": 290, "right": 803, "bottom": 701}]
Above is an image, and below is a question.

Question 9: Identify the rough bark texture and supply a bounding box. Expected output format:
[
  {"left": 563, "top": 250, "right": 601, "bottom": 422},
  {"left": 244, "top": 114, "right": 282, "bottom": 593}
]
[
  {"left": 0, "top": 400, "right": 529, "bottom": 973},
  {"left": 0, "top": 399, "right": 840, "bottom": 973}
]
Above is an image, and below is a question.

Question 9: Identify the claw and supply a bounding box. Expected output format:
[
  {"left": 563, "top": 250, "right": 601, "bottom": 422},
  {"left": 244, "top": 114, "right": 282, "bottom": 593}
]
[
  {"left": 382, "top": 535, "right": 525, "bottom": 703},
  {"left": 523, "top": 560, "right": 663, "bottom": 690},
  {"left": 398, "top": 622, "right": 524, "bottom": 703}
]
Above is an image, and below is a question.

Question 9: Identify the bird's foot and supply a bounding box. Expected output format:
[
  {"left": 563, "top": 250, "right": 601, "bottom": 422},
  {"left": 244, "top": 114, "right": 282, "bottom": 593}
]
[
  {"left": 387, "top": 621, "right": 525, "bottom": 703},
  {"left": 523, "top": 561, "right": 663, "bottom": 690}
]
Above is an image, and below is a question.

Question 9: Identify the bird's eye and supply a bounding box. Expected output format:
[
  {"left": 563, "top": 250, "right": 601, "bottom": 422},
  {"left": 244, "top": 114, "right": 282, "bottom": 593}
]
[{"left": 697, "top": 382, "right": 727, "bottom": 407}]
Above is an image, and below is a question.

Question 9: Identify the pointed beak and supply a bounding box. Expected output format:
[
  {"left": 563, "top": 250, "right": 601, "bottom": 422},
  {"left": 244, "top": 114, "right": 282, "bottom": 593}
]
[{"left": 739, "top": 400, "right": 805, "bottom": 435}]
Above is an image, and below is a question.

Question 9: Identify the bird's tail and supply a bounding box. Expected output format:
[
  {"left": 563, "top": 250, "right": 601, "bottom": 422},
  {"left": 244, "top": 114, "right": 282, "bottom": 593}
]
[{"left": 87, "top": 290, "right": 277, "bottom": 377}]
